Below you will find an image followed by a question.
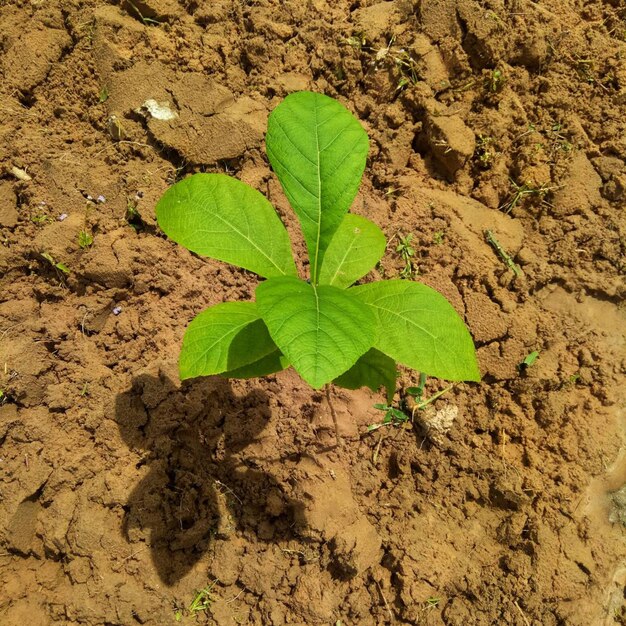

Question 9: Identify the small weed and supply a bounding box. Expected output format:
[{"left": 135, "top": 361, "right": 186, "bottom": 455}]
[
  {"left": 31, "top": 214, "right": 51, "bottom": 225},
  {"left": 424, "top": 596, "right": 441, "bottom": 610},
  {"left": 395, "top": 233, "right": 416, "bottom": 278},
  {"left": 546, "top": 122, "right": 572, "bottom": 160},
  {"left": 344, "top": 32, "right": 367, "bottom": 50},
  {"left": 189, "top": 582, "right": 216, "bottom": 614},
  {"left": 433, "top": 231, "right": 445, "bottom": 245},
  {"left": 368, "top": 375, "right": 453, "bottom": 432},
  {"left": 560, "top": 372, "right": 581, "bottom": 389},
  {"left": 125, "top": 0, "right": 162, "bottom": 25},
  {"left": 77, "top": 17, "right": 96, "bottom": 45},
  {"left": 41, "top": 252, "right": 70, "bottom": 275},
  {"left": 368, "top": 403, "right": 411, "bottom": 431},
  {"left": 98, "top": 85, "right": 109, "bottom": 103},
  {"left": 80, "top": 382, "right": 90, "bottom": 397},
  {"left": 350, "top": 34, "right": 421, "bottom": 92},
  {"left": 126, "top": 197, "right": 144, "bottom": 230},
  {"left": 408, "top": 380, "right": 453, "bottom": 417},
  {"left": 78, "top": 230, "right": 93, "bottom": 248},
  {"left": 485, "top": 68, "right": 506, "bottom": 93},
  {"left": 518, "top": 350, "right": 539, "bottom": 373},
  {"left": 475, "top": 135, "right": 495, "bottom": 168},
  {"left": 499, "top": 180, "right": 556, "bottom": 214}
]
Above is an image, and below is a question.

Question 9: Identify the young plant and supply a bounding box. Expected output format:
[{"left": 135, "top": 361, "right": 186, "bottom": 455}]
[{"left": 155, "top": 91, "right": 479, "bottom": 400}]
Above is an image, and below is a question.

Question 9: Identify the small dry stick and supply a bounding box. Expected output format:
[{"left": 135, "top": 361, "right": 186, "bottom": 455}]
[
  {"left": 513, "top": 600, "right": 531, "bottom": 626},
  {"left": 485, "top": 230, "right": 522, "bottom": 277},
  {"left": 325, "top": 384, "right": 342, "bottom": 447},
  {"left": 375, "top": 580, "right": 394, "bottom": 623}
]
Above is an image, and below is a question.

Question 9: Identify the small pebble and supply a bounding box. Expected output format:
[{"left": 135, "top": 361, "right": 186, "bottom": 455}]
[
  {"left": 86, "top": 195, "right": 93, "bottom": 201},
  {"left": 112, "top": 306, "right": 122, "bottom": 315},
  {"left": 58, "top": 213, "right": 68, "bottom": 221},
  {"left": 96, "top": 195, "right": 106, "bottom": 204}
]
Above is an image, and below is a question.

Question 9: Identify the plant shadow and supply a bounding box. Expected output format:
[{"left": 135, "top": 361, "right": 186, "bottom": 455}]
[{"left": 114, "top": 366, "right": 299, "bottom": 585}]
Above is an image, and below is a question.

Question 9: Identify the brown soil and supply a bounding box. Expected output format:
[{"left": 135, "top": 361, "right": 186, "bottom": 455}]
[{"left": 1, "top": 0, "right": 625, "bottom": 624}]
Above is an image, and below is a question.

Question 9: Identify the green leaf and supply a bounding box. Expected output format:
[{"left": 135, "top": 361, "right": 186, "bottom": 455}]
[
  {"left": 256, "top": 276, "right": 375, "bottom": 388},
  {"left": 334, "top": 348, "right": 397, "bottom": 403},
  {"left": 352, "top": 280, "right": 480, "bottom": 382},
  {"left": 318, "top": 214, "right": 386, "bottom": 288},
  {"left": 179, "top": 302, "right": 277, "bottom": 380},
  {"left": 156, "top": 173, "right": 297, "bottom": 278},
  {"left": 223, "top": 351, "right": 290, "bottom": 379},
  {"left": 266, "top": 91, "right": 369, "bottom": 284}
]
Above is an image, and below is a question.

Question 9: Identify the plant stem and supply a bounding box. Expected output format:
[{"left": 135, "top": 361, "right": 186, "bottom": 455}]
[{"left": 325, "top": 384, "right": 342, "bottom": 447}]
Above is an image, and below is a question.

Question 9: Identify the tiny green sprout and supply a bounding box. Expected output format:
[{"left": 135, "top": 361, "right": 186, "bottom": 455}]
[
  {"left": 80, "top": 382, "right": 90, "bottom": 397},
  {"left": 189, "top": 583, "right": 216, "bottom": 614},
  {"left": 517, "top": 350, "right": 539, "bottom": 372},
  {"left": 98, "top": 85, "right": 109, "bottom": 103},
  {"left": 475, "top": 135, "right": 495, "bottom": 168},
  {"left": 486, "top": 68, "right": 506, "bottom": 93},
  {"left": 344, "top": 31, "right": 367, "bottom": 49},
  {"left": 406, "top": 371, "right": 428, "bottom": 403},
  {"left": 425, "top": 596, "right": 441, "bottom": 609},
  {"left": 126, "top": 197, "right": 144, "bottom": 230},
  {"left": 368, "top": 403, "right": 411, "bottom": 432},
  {"left": 433, "top": 231, "right": 445, "bottom": 245},
  {"left": 31, "top": 214, "right": 51, "bottom": 225},
  {"left": 155, "top": 92, "right": 479, "bottom": 408},
  {"left": 126, "top": 0, "right": 161, "bottom": 25},
  {"left": 395, "top": 233, "right": 416, "bottom": 279},
  {"left": 78, "top": 230, "right": 94, "bottom": 248},
  {"left": 41, "top": 252, "right": 70, "bottom": 275}
]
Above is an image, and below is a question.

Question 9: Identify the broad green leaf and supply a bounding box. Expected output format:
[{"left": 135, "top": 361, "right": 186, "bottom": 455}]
[
  {"left": 180, "top": 302, "right": 277, "bottom": 380},
  {"left": 266, "top": 91, "right": 369, "bottom": 284},
  {"left": 223, "top": 351, "right": 290, "bottom": 379},
  {"left": 351, "top": 280, "right": 480, "bottom": 382},
  {"left": 318, "top": 214, "right": 386, "bottom": 288},
  {"left": 156, "top": 173, "right": 297, "bottom": 278},
  {"left": 256, "top": 276, "right": 375, "bottom": 388},
  {"left": 334, "top": 348, "right": 397, "bottom": 403}
]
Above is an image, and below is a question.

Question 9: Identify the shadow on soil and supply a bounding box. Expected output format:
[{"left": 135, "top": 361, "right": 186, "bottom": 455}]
[{"left": 114, "top": 370, "right": 299, "bottom": 585}]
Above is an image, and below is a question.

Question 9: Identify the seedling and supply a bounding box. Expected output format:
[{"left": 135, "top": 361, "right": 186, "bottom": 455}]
[
  {"left": 126, "top": 197, "right": 144, "bottom": 230},
  {"left": 367, "top": 377, "right": 452, "bottom": 432},
  {"left": 155, "top": 92, "right": 479, "bottom": 405},
  {"left": 189, "top": 583, "right": 216, "bottom": 614},
  {"left": 31, "top": 213, "right": 51, "bottom": 225},
  {"left": 475, "top": 134, "right": 495, "bottom": 168},
  {"left": 433, "top": 231, "right": 445, "bottom": 245},
  {"left": 41, "top": 252, "right": 70, "bottom": 275},
  {"left": 518, "top": 350, "right": 539, "bottom": 373},
  {"left": 78, "top": 230, "right": 93, "bottom": 248},
  {"left": 395, "top": 233, "right": 416, "bottom": 279},
  {"left": 500, "top": 180, "right": 558, "bottom": 214},
  {"left": 424, "top": 596, "right": 441, "bottom": 611},
  {"left": 125, "top": 0, "right": 161, "bottom": 25},
  {"left": 98, "top": 85, "right": 109, "bottom": 103},
  {"left": 485, "top": 68, "right": 506, "bottom": 93},
  {"left": 368, "top": 403, "right": 411, "bottom": 432}
]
